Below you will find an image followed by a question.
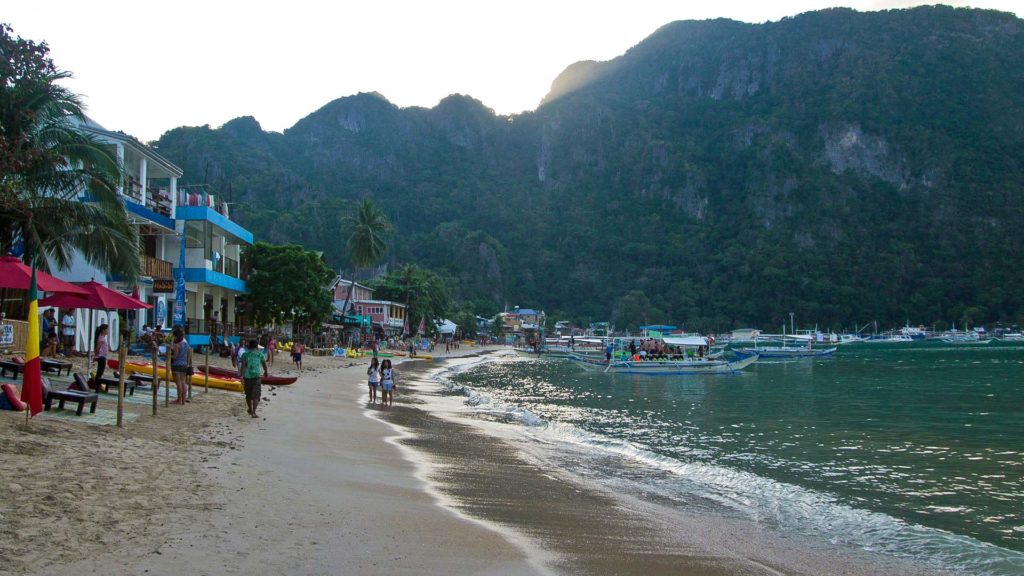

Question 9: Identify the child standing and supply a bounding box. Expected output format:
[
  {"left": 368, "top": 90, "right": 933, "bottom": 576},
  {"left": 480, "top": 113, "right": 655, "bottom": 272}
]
[
  {"left": 367, "top": 357, "right": 380, "bottom": 403},
  {"left": 380, "top": 359, "right": 396, "bottom": 407}
]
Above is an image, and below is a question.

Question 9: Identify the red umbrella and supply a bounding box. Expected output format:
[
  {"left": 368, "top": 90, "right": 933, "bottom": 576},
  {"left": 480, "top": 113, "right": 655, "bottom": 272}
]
[
  {"left": 39, "top": 280, "right": 152, "bottom": 310},
  {"left": 40, "top": 281, "right": 152, "bottom": 420},
  {"left": 0, "top": 255, "right": 89, "bottom": 295}
]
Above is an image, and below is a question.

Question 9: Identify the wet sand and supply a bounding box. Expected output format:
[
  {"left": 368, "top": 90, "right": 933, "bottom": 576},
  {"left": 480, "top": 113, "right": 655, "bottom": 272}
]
[{"left": 380, "top": 357, "right": 947, "bottom": 576}]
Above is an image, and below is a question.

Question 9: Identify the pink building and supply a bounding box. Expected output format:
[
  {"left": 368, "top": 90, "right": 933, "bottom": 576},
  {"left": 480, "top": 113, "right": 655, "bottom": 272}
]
[
  {"left": 331, "top": 278, "right": 373, "bottom": 302},
  {"left": 354, "top": 300, "right": 408, "bottom": 336}
]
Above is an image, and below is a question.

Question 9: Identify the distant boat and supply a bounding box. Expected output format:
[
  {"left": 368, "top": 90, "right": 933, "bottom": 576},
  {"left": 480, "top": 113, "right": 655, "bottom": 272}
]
[
  {"left": 571, "top": 336, "right": 757, "bottom": 375},
  {"left": 1001, "top": 332, "right": 1024, "bottom": 342},
  {"left": 863, "top": 334, "right": 914, "bottom": 343},
  {"left": 733, "top": 333, "right": 837, "bottom": 359},
  {"left": 941, "top": 331, "right": 991, "bottom": 344}
]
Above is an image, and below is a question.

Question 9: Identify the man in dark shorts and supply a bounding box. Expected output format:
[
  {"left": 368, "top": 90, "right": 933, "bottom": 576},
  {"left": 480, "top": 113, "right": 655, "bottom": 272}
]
[{"left": 240, "top": 339, "right": 268, "bottom": 418}]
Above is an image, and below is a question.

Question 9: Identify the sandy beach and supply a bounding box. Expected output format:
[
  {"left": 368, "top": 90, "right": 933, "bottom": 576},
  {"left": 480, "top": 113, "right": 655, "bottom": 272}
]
[{"left": 0, "top": 347, "right": 944, "bottom": 575}]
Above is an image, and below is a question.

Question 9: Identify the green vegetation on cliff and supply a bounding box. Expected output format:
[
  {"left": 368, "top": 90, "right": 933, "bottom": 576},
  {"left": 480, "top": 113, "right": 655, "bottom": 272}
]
[{"left": 156, "top": 6, "right": 1024, "bottom": 331}]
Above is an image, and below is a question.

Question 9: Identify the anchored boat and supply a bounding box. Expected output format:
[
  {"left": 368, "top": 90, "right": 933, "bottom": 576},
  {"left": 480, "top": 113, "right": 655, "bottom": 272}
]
[{"left": 570, "top": 336, "right": 758, "bottom": 375}]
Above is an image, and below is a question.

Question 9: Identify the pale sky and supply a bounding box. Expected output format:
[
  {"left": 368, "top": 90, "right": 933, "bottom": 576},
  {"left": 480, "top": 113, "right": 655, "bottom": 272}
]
[{"left": 5, "top": 1, "right": 1020, "bottom": 142}]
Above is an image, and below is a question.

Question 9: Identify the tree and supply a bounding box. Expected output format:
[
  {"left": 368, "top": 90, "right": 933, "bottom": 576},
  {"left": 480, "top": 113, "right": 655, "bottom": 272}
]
[
  {"left": 371, "top": 264, "right": 449, "bottom": 337},
  {"left": 339, "top": 199, "right": 391, "bottom": 317},
  {"left": 241, "top": 242, "right": 334, "bottom": 333},
  {"left": 490, "top": 313, "right": 505, "bottom": 340},
  {"left": 449, "top": 304, "right": 478, "bottom": 339},
  {"left": 0, "top": 23, "right": 139, "bottom": 279}
]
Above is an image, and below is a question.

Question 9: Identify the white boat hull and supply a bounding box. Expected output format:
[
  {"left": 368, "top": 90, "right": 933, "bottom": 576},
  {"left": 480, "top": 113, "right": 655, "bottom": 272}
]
[{"left": 570, "top": 354, "right": 758, "bottom": 375}]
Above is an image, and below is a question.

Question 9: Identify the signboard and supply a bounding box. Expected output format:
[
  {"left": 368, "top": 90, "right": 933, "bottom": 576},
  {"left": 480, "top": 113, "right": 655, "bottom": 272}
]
[
  {"left": 152, "top": 277, "right": 175, "bottom": 293},
  {"left": 0, "top": 323, "right": 13, "bottom": 346},
  {"left": 156, "top": 298, "right": 167, "bottom": 327}
]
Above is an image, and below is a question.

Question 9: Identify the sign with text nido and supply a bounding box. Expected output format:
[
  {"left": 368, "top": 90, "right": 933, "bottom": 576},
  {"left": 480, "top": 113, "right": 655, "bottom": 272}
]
[{"left": 152, "top": 277, "right": 174, "bottom": 293}]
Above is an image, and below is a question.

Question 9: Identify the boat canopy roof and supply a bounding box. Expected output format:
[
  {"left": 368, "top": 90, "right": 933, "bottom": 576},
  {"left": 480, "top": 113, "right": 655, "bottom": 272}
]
[
  {"left": 758, "top": 333, "right": 813, "bottom": 340},
  {"left": 663, "top": 336, "right": 709, "bottom": 346}
]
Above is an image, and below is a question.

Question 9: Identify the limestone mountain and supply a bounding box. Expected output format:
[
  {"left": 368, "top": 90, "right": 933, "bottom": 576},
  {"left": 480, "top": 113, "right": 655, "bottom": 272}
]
[{"left": 155, "top": 6, "right": 1024, "bottom": 330}]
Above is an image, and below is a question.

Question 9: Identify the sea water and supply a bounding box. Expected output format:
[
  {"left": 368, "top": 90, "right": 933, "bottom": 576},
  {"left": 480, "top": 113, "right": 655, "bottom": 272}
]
[{"left": 426, "top": 342, "right": 1024, "bottom": 575}]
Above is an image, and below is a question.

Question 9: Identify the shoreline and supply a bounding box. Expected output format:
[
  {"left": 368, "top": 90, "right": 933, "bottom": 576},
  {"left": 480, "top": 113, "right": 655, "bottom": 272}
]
[
  {"left": 0, "top": 346, "right": 948, "bottom": 574},
  {"left": 381, "top": 350, "right": 949, "bottom": 576}
]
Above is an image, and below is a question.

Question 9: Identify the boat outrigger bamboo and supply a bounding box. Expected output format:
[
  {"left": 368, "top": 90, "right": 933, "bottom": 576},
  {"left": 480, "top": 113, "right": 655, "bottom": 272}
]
[
  {"left": 570, "top": 336, "right": 758, "bottom": 375},
  {"left": 732, "top": 333, "right": 836, "bottom": 359}
]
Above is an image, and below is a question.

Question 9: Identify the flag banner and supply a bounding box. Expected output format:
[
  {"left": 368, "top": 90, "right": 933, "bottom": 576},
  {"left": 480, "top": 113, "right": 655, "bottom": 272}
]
[
  {"left": 172, "top": 232, "right": 186, "bottom": 327},
  {"left": 20, "top": 265, "right": 43, "bottom": 416}
]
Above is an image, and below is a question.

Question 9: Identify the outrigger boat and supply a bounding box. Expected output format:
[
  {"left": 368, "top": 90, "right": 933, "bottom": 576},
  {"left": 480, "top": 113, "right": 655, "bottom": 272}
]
[
  {"left": 732, "top": 333, "right": 836, "bottom": 359},
  {"left": 570, "top": 336, "right": 758, "bottom": 375}
]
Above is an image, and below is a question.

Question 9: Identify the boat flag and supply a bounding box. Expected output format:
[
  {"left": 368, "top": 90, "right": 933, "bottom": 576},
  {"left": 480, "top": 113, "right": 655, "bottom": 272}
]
[{"left": 20, "top": 265, "right": 43, "bottom": 416}]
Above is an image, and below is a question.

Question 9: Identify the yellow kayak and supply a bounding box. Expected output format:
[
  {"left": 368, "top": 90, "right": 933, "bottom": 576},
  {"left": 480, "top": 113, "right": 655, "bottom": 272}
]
[
  {"left": 115, "top": 360, "right": 244, "bottom": 393},
  {"left": 410, "top": 354, "right": 434, "bottom": 361}
]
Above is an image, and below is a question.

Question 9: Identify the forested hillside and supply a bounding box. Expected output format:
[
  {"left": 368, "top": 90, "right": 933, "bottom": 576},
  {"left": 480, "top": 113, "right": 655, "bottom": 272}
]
[{"left": 155, "top": 6, "right": 1024, "bottom": 331}]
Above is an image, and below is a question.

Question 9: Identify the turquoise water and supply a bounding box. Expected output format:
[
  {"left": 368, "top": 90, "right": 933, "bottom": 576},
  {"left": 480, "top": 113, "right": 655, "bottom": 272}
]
[{"left": 438, "top": 342, "right": 1024, "bottom": 574}]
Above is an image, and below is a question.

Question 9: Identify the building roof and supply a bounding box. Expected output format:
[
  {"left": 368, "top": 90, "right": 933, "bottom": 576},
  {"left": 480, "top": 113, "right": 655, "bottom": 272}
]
[{"left": 331, "top": 277, "right": 373, "bottom": 292}]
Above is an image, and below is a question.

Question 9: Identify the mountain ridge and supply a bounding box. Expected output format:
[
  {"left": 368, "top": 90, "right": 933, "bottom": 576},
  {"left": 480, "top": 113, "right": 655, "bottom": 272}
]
[{"left": 155, "top": 6, "right": 1024, "bottom": 330}]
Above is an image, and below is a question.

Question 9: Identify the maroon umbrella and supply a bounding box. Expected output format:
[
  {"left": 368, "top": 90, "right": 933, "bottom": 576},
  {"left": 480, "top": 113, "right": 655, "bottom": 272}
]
[
  {"left": 40, "top": 281, "right": 152, "bottom": 422},
  {"left": 0, "top": 255, "right": 89, "bottom": 295},
  {"left": 39, "top": 280, "right": 152, "bottom": 310}
]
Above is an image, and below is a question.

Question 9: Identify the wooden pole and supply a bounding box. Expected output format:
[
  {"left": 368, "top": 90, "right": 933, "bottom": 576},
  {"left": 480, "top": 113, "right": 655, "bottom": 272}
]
[
  {"left": 204, "top": 337, "right": 210, "bottom": 394},
  {"left": 116, "top": 337, "right": 127, "bottom": 427},
  {"left": 164, "top": 341, "right": 170, "bottom": 407},
  {"left": 151, "top": 342, "right": 158, "bottom": 416}
]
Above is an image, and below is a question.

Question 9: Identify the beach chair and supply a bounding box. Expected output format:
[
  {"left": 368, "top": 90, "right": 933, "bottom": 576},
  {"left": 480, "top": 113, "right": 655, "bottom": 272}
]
[
  {"left": 0, "top": 359, "right": 22, "bottom": 379},
  {"left": 41, "top": 358, "right": 73, "bottom": 376},
  {"left": 90, "top": 374, "right": 136, "bottom": 396},
  {"left": 43, "top": 376, "right": 99, "bottom": 416}
]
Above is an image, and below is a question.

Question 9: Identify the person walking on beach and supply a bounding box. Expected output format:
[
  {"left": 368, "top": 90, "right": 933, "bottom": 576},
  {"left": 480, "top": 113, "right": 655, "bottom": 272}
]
[
  {"left": 292, "top": 340, "right": 305, "bottom": 371},
  {"left": 380, "top": 359, "right": 396, "bottom": 407},
  {"left": 94, "top": 324, "right": 110, "bottom": 381},
  {"left": 169, "top": 326, "right": 193, "bottom": 405},
  {"left": 266, "top": 336, "right": 277, "bottom": 366},
  {"left": 367, "top": 357, "right": 380, "bottom": 403},
  {"left": 240, "top": 338, "right": 268, "bottom": 417}
]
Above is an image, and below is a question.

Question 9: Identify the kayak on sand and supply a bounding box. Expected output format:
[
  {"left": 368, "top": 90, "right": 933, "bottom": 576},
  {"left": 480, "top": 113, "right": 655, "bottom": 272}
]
[
  {"left": 108, "top": 359, "right": 243, "bottom": 393},
  {"left": 199, "top": 364, "right": 298, "bottom": 385}
]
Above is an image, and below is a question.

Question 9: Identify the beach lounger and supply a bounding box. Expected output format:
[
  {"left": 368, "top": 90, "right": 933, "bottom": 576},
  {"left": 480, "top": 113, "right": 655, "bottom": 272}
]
[
  {"left": 41, "top": 358, "right": 73, "bottom": 376},
  {"left": 91, "top": 374, "right": 135, "bottom": 396},
  {"left": 44, "top": 376, "right": 99, "bottom": 416},
  {"left": 0, "top": 360, "right": 21, "bottom": 379}
]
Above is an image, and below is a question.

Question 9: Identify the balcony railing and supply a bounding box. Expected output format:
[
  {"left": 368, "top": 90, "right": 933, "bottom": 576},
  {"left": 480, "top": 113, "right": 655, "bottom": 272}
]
[
  {"left": 141, "top": 254, "right": 173, "bottom": 278},
  {"left": 185, "top": 318, "right": 236, "bottom": 336},
  {"left": 213, "top": 255, "right": 240, "bottom": 278},
  {"left": 124, "top": 179, "right": 173, "bottom": 217}
]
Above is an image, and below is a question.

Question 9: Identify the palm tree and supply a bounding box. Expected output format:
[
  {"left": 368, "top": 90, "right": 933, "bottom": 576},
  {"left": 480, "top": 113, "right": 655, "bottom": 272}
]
[
  {"left": 0, "top": 24, "right": 140, "bottom": 279},
  {"left": 339, "top": 199, "right": 391, "bottom": 318}
]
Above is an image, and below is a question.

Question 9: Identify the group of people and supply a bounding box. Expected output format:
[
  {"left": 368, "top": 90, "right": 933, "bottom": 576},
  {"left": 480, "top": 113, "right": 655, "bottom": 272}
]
[
  {"left": 365, "top": 357, "right": 397, "bottom": 406},
  {"left": 39, "top": 308, "right": 77, "bottom": 357}
]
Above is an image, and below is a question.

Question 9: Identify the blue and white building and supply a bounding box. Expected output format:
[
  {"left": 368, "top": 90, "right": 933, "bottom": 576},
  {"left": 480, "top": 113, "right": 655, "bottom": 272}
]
[{"left": 55, "top": 117, "right": 252, "bottom": 350}]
